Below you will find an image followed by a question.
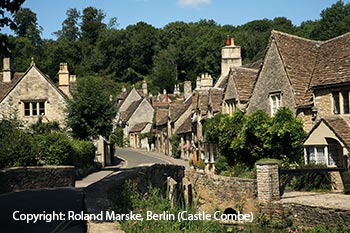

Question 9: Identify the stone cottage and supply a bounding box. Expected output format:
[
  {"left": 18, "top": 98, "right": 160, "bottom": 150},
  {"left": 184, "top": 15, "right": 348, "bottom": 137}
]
[
  {"left": 0, "top": 57, "right": 75, "bottom": 126},
  {"left": 246, "top": 30, "right": 350, "bottom": 169}
]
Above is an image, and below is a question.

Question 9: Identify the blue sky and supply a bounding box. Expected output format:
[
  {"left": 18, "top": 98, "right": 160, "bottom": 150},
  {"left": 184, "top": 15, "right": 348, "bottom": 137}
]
[{"left": 2, "top": 0, "right": 349, "bottom": 39}]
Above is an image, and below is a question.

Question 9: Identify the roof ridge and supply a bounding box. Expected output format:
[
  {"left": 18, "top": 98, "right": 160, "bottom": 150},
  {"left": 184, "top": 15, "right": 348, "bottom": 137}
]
[
  {"left": 322, "top": 32, "right": 350, "bottom": 43},
  {"left": 271, "top": 30, "right": 322, "bottom": 44}
]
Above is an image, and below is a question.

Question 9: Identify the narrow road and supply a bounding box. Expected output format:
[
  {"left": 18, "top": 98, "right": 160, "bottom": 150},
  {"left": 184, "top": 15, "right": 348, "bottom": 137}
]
[{"left": 115, "top": 147, "right": 172, "bottom": 168}]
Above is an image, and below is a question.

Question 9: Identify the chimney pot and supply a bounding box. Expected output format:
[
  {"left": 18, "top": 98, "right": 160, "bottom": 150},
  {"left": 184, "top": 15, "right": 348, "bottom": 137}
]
[
  {"left": 226, "top": 36, "right": 231, "bottom": 46},
  {"left": 3, "top": 57, "right": 12, "bottom": 82}
]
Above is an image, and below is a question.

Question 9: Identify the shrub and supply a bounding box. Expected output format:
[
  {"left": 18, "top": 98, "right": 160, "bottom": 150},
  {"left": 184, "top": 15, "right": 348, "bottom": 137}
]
[
  {"left": 215, "top": 155, "right": 229, "bottom": 174},
  {"left": 110, "top": 126, "right": 124, "bottom": 147},
  {"left": 196, "top": 159, "right": 205, "bottom": 170},
  {"left": 70, "top": 139, "right": 96, "bottom": 168},
  {"left": 0, "top": 119, "right": 37, "bottom": 168},
  {"left": 171, "top": 134, "right": 180, "bottom": 158},
  {"left": 291, "top": 164, "right": 333, "bottom": 191},
  {"left": 34, "top": 132, "right": 74, "bottom": 166}
]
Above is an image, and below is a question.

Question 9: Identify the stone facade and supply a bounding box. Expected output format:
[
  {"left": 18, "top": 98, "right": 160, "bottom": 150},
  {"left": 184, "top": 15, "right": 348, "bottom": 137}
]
[
  {"left": 256, "top": 162, "right": 280, "bottom": 204},
  {"left": 0, "top": 64, "right": 68, "bottom": 126},
  {"left": 247, "top": 41, "right": 296, "bottom": 115},
  {"left": 0, "top": 166, "right": 75, "bottom": 194}
]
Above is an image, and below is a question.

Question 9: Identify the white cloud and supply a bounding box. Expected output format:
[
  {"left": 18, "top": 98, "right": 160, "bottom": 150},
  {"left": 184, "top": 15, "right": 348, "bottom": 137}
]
[{"left": 178, "top": 0, "right": 212, "bottom": 8}]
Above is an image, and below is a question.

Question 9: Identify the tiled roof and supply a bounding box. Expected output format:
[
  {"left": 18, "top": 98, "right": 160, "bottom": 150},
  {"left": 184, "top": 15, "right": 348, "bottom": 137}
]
[
  {"left": 311, "top": 33, "right": 350, "bottom": 88},
  {"left": 322, "top": 116, "right": 350, "bottom": 147},
  {"left": 129, "top": 122, "right": 149, "bottom": 133},
  {"left": 169, "top": 101, "right": 187, "bottom": 122},
  {"left": 0, "top": 72, "right": 24, "bottom": 102},
  {"left": 209, "top": 88, "right": 223, "bottom": 113},
  {"left": 120, "top": 99, "right": 142, "bottom": 122},
  {"left": 226, "top": 67, "right": 258, "bottom": 102},
  {"left": 156, "top": 108, "right": 168, "bottom": 126},
  {"left": 271, "top": 30, "right": 320, "bottom": 107},
  {"left": 175, "top": 114, "right": 192, "bottom": 135}
]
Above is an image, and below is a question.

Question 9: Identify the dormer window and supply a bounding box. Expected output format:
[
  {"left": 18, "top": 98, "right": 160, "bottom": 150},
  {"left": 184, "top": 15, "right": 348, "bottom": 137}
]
[
  {"left": 23, "top": 101, "right": 46, "bottom": 116},
  {"left": 332, "top": 90, "right": 350, "bottom": 115},
  {"left": 269, "top": 92, "right": 281, "bottom": 116}
]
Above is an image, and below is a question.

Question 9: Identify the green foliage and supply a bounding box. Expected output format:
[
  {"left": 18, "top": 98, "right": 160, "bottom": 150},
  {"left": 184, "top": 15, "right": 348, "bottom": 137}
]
[
  {"left": 34, "top": 132, "right": 74, "bottom": 166},
  {"left": 204, "top": 108, "right": 306, "bottom": 170},
  {"left": 70, "top": 139, "right": 96, "bottom": 168},
  {"left": 30, "top": 117, "right": 60, "bottom": 134},
  {"left": 140, "top": 131, "right": 156, "bottom": 146},
  {"left": 66, "top": 75, "right": 117, "bottom": 140},
  {"left": 0, "top": 119, "right": 37, "bottom": 168},
  {"left": 291, "top": 164, "right": 333, "bottom": 191},
  {"left": 214, "top": 155, "right": 229, "bottom": 174},
  {"left": 171, "top": 134, "right": 180, "bottom": 159},
  {"left": 113, "top": 182, "right": 226, "bottom": 233},
  {"left": 111, "top": 126, "right": 124, "bottom": 148},
  {"left": 195, "top": 159, "right": 205, "bottom": 170}
]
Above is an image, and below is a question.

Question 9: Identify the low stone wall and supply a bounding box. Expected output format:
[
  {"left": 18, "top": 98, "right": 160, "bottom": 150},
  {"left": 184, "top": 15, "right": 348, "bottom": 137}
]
[
  {"left": 0, "top": 166, "right": 75, "bottom": 194},
  {"left": 185, "top": 170, "right": 258, "bottom": 214},
  {"left": 84, "top": 164, "right": 185, "bottom": 220},
  {"left": 284, "top": 203, "right": 350, "bottom": 228}
]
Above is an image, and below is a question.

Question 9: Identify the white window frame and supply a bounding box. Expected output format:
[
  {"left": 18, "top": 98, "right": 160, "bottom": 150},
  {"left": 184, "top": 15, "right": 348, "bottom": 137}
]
[
  {"left": 269, "top": 93, "right": 281, "bottom": 116},
  {"left": 304, "top": 146, "right": 336, "bottom": 167}
]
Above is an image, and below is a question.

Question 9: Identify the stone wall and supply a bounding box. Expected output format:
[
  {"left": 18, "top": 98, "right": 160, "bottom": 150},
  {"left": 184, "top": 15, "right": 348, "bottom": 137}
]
[
  {"left": 284, "top": 203, "right": 350, "bottom": 228},
  {"left": 185, "top": 170, "right": 258, "bottom": 214},
  {"left": 0, "top": 166, "right": 75, "bottom": 194},
  {"left": 84, "top": 164, "right": 185, "bottom": 220}
]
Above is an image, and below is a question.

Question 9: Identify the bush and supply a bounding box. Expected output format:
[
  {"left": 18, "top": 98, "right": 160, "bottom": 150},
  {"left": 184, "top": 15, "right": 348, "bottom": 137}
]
[
  {"left": 214, "top": 155, "right": 229, "bottom": 174},
  {"left": 34, "top": 132, "right": 74, "bottom": 166},
  {"left": 111, "top": 126, "right": 124, "bottom": 147},
  {"left": 196, "top": 159, "right": 205, "bottom": 170},
  {"left": 171, "top": 134, "right": 180, "bottom": 158},
  {"left": 291, "top": 164, "right": 333, "bottom": 191},
  {"left": 70, "top": 140, "right": 96, "bottom": 168},
  {"left": 0, "top": 119, "right": 37, "bottom": 168}
]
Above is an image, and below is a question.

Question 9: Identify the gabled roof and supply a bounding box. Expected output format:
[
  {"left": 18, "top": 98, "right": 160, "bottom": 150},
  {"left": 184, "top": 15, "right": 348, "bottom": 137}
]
[
  {"left": 0, "top": 63, "right": 68, "bottom": 103},
  {"left": 175, "top": 114, "right": 192, "bottom": 135},
  {"left": 156, "top": 108, "right": 168, "bottom": 126},
  {"left": 271, "top": 30, "right": 320, "bottom": 107},
  {"left": 311, "top": 33, "right": 350, "bottom": 88},
  {"left": 129, "top": 122, "right": 149, "bottom": 133},
  {"left": 209, "top": 88, "right": 223, "bottom": 113},
  {"left": 225, "top": 67, "right": 258, "bottom": 102},
  {"left": 120, "top": 99, "right": 143, "bottom": 122},
  {"left": 306, "top": 116, "right": 350, "bottom": 148}
]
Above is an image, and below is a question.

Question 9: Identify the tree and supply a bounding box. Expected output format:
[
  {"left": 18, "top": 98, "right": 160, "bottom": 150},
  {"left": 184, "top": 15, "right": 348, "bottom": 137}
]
[
  {"left": 151, "top": 46, "right": 178, "bottom": 93},
  {"left": 310, "top": 0, "right": 350, "bottom": 40},
  {"left": 0, "top": 0, "right": 25, "bottom": 30},
  {"left": 66, "top": 76, "right": 117, "bottom": 140},
  {"left": 54, "top": 8, "right": 80, "bottom": 41},
  {"left": 13, "top": 8, "right": 42, "bottom": 46}
]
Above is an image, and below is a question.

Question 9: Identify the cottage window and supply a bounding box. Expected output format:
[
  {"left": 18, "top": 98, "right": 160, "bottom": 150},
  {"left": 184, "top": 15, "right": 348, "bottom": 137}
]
[
  {"left": 305, "top": 145, "right": 341, "bottom": 167},
  {"left": 332, "top": 92, "right": 340, "bottom": 114},
  {"left": 342, "top": 91, "right": 350, "bottom": 114},
  {"left": 269, "top": 93, "right": 281, "bottom": 116},
  {"left": 23, "top": 101, "right": 46, "bottom": 117}
]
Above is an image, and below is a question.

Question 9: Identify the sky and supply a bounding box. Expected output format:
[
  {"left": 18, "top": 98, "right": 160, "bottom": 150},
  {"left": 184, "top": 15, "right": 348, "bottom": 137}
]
[{"left": 2, "top": 0, "right": 350, "bottom": 39}]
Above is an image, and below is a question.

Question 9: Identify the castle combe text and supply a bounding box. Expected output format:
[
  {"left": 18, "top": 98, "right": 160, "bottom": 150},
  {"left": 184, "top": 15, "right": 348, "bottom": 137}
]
[{"left": 13, "top": 210, "right": 253, "bottom": 223}]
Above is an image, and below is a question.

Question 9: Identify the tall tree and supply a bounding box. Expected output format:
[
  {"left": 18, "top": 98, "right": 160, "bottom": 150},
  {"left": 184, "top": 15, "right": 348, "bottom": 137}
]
[
  {"left": 13, "top": 8, "right": 42, "bottom": 46},
  {"left": 66, "top": 76, "right": 117, "bottom": 140},
  {"left": 0, "top": 0, "right": 25, "bottom": 30},
  {"left": 54, "top": 8, "right": 80, "bottom": 41}
]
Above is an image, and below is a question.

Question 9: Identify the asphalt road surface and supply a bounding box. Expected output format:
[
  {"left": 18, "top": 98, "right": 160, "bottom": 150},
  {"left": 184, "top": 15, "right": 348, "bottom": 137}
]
[{"left": 115, "top": 147, "right": 171, "bottom": 168}]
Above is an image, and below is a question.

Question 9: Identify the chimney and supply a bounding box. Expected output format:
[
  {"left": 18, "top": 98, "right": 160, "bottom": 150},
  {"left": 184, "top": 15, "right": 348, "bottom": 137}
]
[
  {"left": 3, "top": 57, "right": 12, "bottom": 82},
  {"left": 221, "top": 36, "right": 242, "bottom": 77},
  {"left": 174, "top": 84, "right": 180, "bottom": 96},
  {"left": 58, "top": 63, "right": 71, "bottom": 97},
  {"left": 142, "top": 80, "right": 148, "bottom": 96},
  {"left": 201, "top": 73, "right": 213, "bottom": 90},
  {"left": 122, "top": 86, "right": 126, "bottom": 92},
  {"left": 184, "top": 81, "right": 192, "bottom": 99},
  {"left": 196, "top": 76, "right": 201, "bottom": 90}
]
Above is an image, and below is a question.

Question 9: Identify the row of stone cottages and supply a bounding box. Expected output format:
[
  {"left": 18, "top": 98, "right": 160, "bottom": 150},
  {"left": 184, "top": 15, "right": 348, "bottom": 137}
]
[
  {"left": 116, "top": 30, "right": 350, "bottom": 172},
  {"left": 0, "top": 58, "right": 112, "bottom": 166}
]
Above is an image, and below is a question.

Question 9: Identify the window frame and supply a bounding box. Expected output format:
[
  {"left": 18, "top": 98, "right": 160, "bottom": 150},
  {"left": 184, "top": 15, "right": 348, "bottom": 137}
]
[
  {"left": 22, "top": 100, "right": 46, "bottom": 117},
  {"left": 269, "top": 92, "right": 282, "bottom": 116}
]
